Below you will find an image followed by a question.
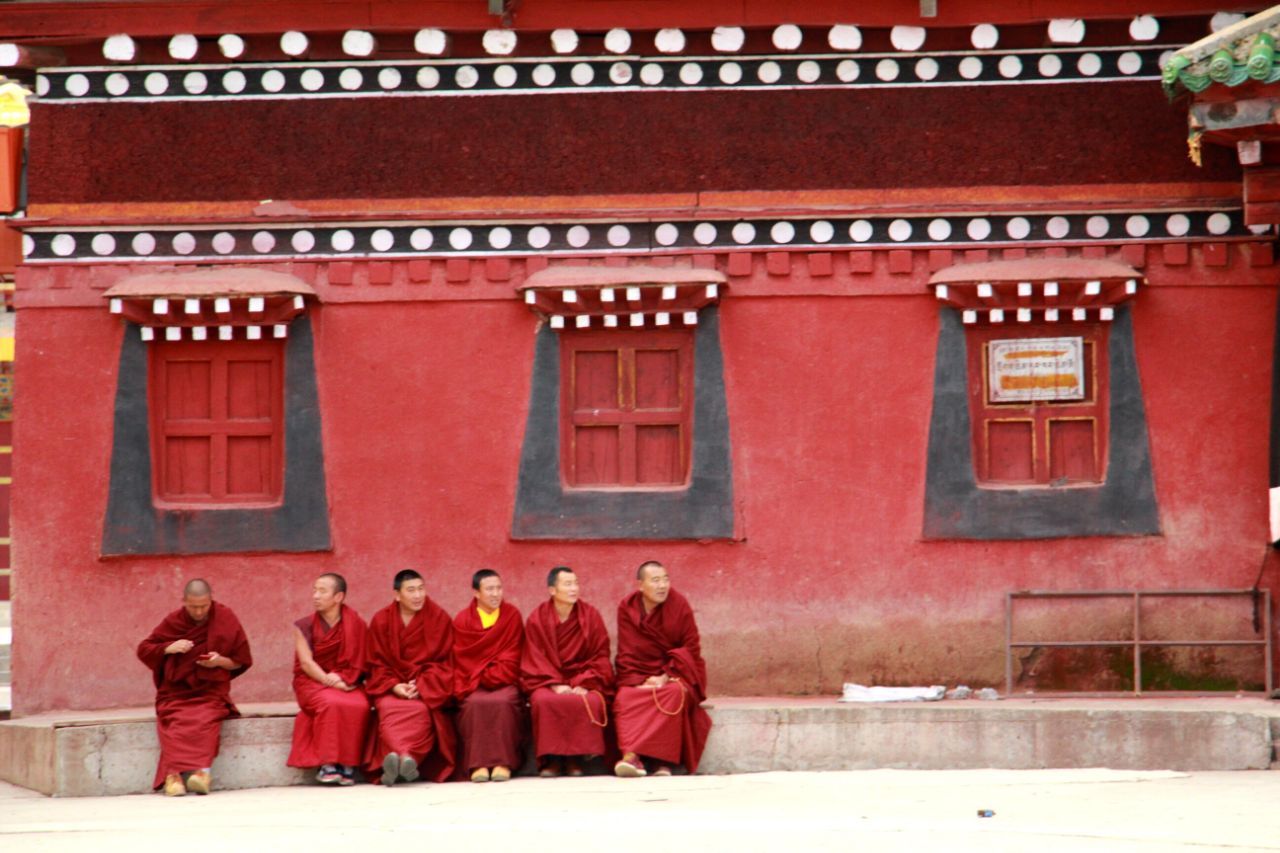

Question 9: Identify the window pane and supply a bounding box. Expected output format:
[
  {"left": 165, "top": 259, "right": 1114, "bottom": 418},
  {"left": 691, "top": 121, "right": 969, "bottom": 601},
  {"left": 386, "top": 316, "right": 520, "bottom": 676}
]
[
  {"left": 1050, "top": 419, "right": 1097, "bottom": 481},
  {"left": 635, "top": 349, "right": 681, "bottom": 410},
  {"left": 987, "top": 420, "right": 1034, "bottom": 482},
  {"left": 226, "top": 359, "right": 274, "bottom": 419},
  {"left": 574, "top": 351, "right": 620, "bottom": 411},
  {"left": 165, "top": 360, "right": 211, "bottom": 420},
  {"left": 574, "top": 425, "right": 620, "bottom": 485},
  {"left": 164, "top": 437, "right": 211, "bottom": 496},
  {"left": 227, "top": 435, "right": 271, "bottom": 496},
  {"left": 635, "top": 424, "right": 681, "bottom": 484}
]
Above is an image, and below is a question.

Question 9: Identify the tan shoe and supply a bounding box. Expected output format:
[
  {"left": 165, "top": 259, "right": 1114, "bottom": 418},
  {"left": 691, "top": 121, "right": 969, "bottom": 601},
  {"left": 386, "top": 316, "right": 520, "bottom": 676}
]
[
  {"left": 470, "top": 767, "right": 490, "bottom": 783},
  {"left": 185, "top": 769, "right": 212, "bottom": 794},
  {"left": 651, "top": 764, "right": 672, "bottom": 777},
  {"left": 490, "top": 765, "right": 511, "bottom": 782},
  {"left": 538, "top": 758, "right": 563, "bottom": 778},
  {"left": 564, "top": 757, "right": 584, "bottom": 777},
  {"left": 613, "top": 752, "right": 646, "bottom": 778},
  {"left": 163, "top": 773, "right": 187, "bottom": 797}
]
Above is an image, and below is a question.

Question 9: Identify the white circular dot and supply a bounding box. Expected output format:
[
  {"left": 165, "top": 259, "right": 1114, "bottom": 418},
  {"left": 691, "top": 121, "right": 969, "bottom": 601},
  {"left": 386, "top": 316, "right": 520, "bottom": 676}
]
[
  {"left": 65, "top": 74, "right": 90, "bottom": 96},
  {"left": 757, "top": 61, "right": 782, "bottom": 84},
  {"left": 300, "top": 69, "right": 324, "bottom": 91},
  {"left": 252, "top": 231, "right": 276, "bottom": 253},
  {"left": 876, "top": 59, "right": 900, "bottom": 81},
  {"left": 607, "top": 225, "right": 631, "bottom": 246},
  {"left": 828, "top": 25, "right": 862, "bottom": 51},
  {"left": 604, "top": 29, "right": 632, "bottom": 54},
  {"left": 172, "top": 232, "right": 196, "bottom": 255},
  {"left": 1207, "top": 212, "right": 1232, "bottom": 235},
  {"left": 640, "top": 63, "right": 663, "bottom": 85},
  {"left": 849, "top": 220, "right": 873, "bottom": 242},
  {"left": 770, "top": 221, "right": 795, "bottom": 243},
  {"left": 719, "top": 62, "right": 743, "bottom": 84},
  {"left": 679, "top": 63, "right": 703, "bottom": 85},
  {"left": 711, "top": 27, "right": 745, "bottom": 53},
  {"left": 417, "top": 67, "right": 440, "bottom": 89},
  {"left": 532, "top": 64, "right": 556, "bottom": 86},
  {"left": 21, "top": 234, "right": 33, "bottom": 256},
  {"left": 836, "top": 60, "right": 860, "bottom": 82},
  {"left": 888, "top": 219, "right": 913, "bottom": 242},
  {"left": 339, "top": 68, "right": 364, "bottom": 90},
  {"left": 291, "top": 230, "right": 315, "bottom": 252},
  {"left": 378, "top": 68, "right": 402, "bottom": 89},
  {"left": 1038, "top": 54, "right": 1062, "bottom": 77},
  {"left": 1125, "top": 215, "right": 1150, "bottom": 238},
  {"left": 797, "top": 60, "right": 821, "bottom": 83},
  {"left": 732, "top": 222, "right": 756, "bottom": 244},
  {"left": 51, "top": 233, "right": 76, "bottom": 257},
  {"left": 1048, "top": 19, "right": 1086, "bottom": 44},
  {"left": 914, "top": 58, "right": 939, "bottom": 80},
  {"left": 971, "top": 24, "right": 999, "bottom": 49},
  {"left": 455, "top": 66, "right": 479, "bottom": 88},
  {"left": 655, "top": 223, "right": 679, "bottom": 246},
  {"left": 527, "top": 226, "right": 551, "bottom": 249},
  {"left": 222, "top": 70, "right": 247, "bottom": 93},
  {"left": 1130, "top": 15, "right": 1159, "bottom": 42},
  {"left": 810, "top": 221, "right": 834, "bottom": 243},
  {"left": 609, "top": 63, "right": 633, "bottom": 85},
  {"left": 1117, "top": 51, "right": 1142, "bottom": 75},
  {"left": 488, "top": 227, "right": 512, "bottom": 250},
  {"left": 1046, "top": 216, "right": 1071, "bottom": 239},
  {"left": 183, "top": 72, "right": 208, "bottom": 94},
  {"left": 211, "top": 232, "right": 234, "bottom": 254},
  {"left": 998, "top": 55, "right": 1022, "bottom": 78},
  {"left": 890, "top": 26, "right": 926, "bottom": 52},
  {"left": 494, "top": 65, "right": 518, "bottom": 88},
  {"left": 218, "top": 33, "right": 246, "bottom": 59},
  {"left": 551, "top": 29, "right": 579, "bottom": 54},
  {"left": 105, "top": 73, "right": 129, "bottom": 95},
  {"left": 414, "top": 28, "right": 449, "bottom": 56},
  {"left": 1006, "top": 217, "right": 1031, "bottom": 240},
  {"left": 1085, "top": 216, "right": 1110, "bottom": 238},
  {"left": 449, "top": 228, "right": 473, "bottom": 250},
  {"left": 132, "top": 233, "right": 157, "bottom": 255},
  {"left": 342, "top": 30, "right": 376, "bottom": 57},
  {"left": 91, "top": 233, "right": 116, "bottom": 255},
  {"left": 693, "top": 223, "right": 718, "bottom": 245},
  {"left": 410, "top": 228, "right": 434, "bottom": 250},
  {"left": 1158, "top": 50, "right": 1174, "bottom": 71},
  {"left": 483, "top": 29, "right": 517, "bottom": 56},
  {"left": 1077, "top": 53, "right": 1102, "bottom": 77},
  {"left": 773, "top": 24, "right": 803, "bottom": 51},
  {"left": 967, "top": 218, "right": 992, "bottom": 240},
  {"left": 571, "top": 63, "right": 595, "bottom": 86},
  {"left": 280, "top": 31, "right": 309, "bottom": 56},
  {"left": 655, "top": 29, "right": 686, "bottom": 54},
  {"left": 1165, "top": 214, "right": 1190, "bottom": 237},
  {"left": 103, "top": 34, "right": 136, "bottom": 62},
  {"left": 331, "top": 229, "right": 355, "bottom": 251},
  {"left": 567, "top": 225, "right": 591, "bottom": 248},
  {"left": 261, "top": 70, "right": 286, "bottom": 93},
  {"left": 143, "top": 72, "right": 169, "bottom": 95},
  {"left": 35, "top": 76, "right": 49, "bottom": 97},
  {"left": 927, "top": 219, "right": 952, "bottom": 241},
  {"left": 371, "top": 229, "right": 395, "bottom": 252},
  {"left": 959, "top": 56, "right": 983, "bottom": 79},
  {"left": 1211, "top": 12, "right": 1246, "bottom": 33}
]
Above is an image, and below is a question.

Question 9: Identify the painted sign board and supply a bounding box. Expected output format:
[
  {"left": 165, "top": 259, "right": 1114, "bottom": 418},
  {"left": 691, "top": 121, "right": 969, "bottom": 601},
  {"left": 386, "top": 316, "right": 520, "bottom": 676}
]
[{"left": 988, "top": 337, "right": 1084, "bottom": 403}]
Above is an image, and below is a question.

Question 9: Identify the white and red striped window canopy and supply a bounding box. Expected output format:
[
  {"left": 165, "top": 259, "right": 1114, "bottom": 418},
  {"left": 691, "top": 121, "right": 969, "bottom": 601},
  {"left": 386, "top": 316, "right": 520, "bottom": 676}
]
[
  {"left": 517, "top": 265, "right": 725, "bottom": 330},
  {"left": 929, "top": 258, "right": 1142, "bottom": 325}
]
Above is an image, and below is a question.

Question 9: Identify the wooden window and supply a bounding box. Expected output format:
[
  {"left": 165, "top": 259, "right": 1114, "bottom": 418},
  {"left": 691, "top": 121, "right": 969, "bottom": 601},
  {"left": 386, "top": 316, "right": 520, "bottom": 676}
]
[
  {"left": 967, "top": 323, "right": 1109, "bottom": 487},
  {"left": 560, "top": 329, "right": 694, "bottom": 488},
  {"left": 149, "top": 338, "right": 284, "bottom": 507}
]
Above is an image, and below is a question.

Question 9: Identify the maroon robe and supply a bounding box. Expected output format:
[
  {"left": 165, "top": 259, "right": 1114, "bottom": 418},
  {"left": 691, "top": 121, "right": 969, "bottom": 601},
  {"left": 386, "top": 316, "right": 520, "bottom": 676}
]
[
  {"left": 613, "top": 588, "right": 712, "bottom": 772},
  {"left": 521, "top": 598, "right": 614, "bottom": 759},
  {"left": 287, "top": 605, "right": 372, "bottom": 768},
  {"left": 136, "top": 601, "right": 253, "bottom": 789},
  {"left": 452, "top": 604, "right": 526, "bottom": 771},
  {"left": 364, "top": 598, "right": 456, "bottom": 783}
]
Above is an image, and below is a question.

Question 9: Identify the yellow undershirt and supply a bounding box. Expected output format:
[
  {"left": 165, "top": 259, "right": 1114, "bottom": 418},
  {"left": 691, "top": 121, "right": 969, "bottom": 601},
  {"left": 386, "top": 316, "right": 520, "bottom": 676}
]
[{"left": 478, "top": 606, "right": 500, "bottom": 629}]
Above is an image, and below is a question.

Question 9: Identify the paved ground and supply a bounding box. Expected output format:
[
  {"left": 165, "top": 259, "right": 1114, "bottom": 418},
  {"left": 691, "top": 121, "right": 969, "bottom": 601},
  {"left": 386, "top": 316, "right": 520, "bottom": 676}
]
[{"left": 3, "top": 768, "right": 1280, "bottom": 851}]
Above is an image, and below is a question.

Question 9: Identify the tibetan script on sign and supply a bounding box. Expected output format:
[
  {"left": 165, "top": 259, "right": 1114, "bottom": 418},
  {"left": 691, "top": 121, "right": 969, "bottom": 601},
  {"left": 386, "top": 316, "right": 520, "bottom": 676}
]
[{"left": 988, "top": 337, "right": 1084, "bottom": 403}]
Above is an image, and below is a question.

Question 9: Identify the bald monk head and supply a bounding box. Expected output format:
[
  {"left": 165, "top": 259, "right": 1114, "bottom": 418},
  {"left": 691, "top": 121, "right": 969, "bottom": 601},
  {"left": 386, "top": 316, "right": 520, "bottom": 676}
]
[
  {"left": 311, "top": 573, "right": 347, "bottom": 622},
  {"left": 635, "top": 561, "right": 670, "bottom": 613},
  {"left": 394, "top": 570, "right": 426, "bottom": 618},
  {"left": 472, "top": 569, "right": 503, "bottom": 614},
  {"left": 183, "top": 579, "right": 213, "bottom": 624}
]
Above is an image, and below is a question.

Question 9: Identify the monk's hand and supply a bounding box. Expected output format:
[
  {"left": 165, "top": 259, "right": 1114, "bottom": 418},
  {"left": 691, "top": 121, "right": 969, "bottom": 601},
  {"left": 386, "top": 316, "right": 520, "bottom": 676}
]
[
  {"left": 165, "top": 639, "right": 194, "bottom": 655},
  {"left": 570, "top": 686, "right": 589, "bottom": 695},
  {"left": 195, "top": 651, "right": 221, "bottom": 668},
  {"left": 333, "top": 678, "right": 351, "bottom": 691},
  {"left": 323, "top": 672, "right": 342, "bottom": 688},
  {"left": 551, "top": 685, "right": 572, "bottom": 695},
  {"left": 643, "top": 674, "right": 671, "bottom": 688},
  {"left": 392, "top": 683, "right": 416, "bottom": 699}
]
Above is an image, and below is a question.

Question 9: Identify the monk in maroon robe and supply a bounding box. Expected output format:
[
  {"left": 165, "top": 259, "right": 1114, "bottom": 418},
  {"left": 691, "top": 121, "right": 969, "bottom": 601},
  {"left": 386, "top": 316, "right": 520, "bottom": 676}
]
[
  {"left": 364, "top": 569, "right": 457, "bottom": 786},
  {"left": 521, "top": 566, "right": 614, "bottom": 777},
  {"left": 136, "top": 579, "right": 252, "bottom": 796},
  {"left": 287, "top": 572, "right": 372, "bottom": 785},
  {"left": 453, "top": 569, "right": 526, "bottom": 782},
  {"left": 613, "top": 560, "right": 712, "bottom": 777}
]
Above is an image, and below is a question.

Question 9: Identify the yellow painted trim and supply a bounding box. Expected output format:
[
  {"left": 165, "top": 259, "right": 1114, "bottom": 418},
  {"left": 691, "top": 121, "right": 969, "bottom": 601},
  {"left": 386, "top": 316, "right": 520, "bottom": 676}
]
[
  {"left": 0, "top": 538, "right": 11, "bottom": 546},
  {"left": 0, "top": 446, "right": 11, "bottom": 453},
  {"left": 0, "top": 477, "right": 13, "bottom": 485},
  {"left": 0, "top": 337, "right": 13, "bottom": 361}
]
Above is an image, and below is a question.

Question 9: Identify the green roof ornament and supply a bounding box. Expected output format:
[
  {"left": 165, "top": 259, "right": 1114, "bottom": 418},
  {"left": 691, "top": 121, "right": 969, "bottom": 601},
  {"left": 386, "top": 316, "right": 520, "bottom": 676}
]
[
  {"left": 1249, "top": 32, "right": 1276, "bottom": 79},
  {"left": 1208, "top": 48, "right": 1236, "bottom": 82}
]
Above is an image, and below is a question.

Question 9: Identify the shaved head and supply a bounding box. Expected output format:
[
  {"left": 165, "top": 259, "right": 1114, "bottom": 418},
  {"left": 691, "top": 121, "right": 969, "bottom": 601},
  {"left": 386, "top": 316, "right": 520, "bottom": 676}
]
[{"left": 184, "top": 578, "right": 212, "bottom": 599}]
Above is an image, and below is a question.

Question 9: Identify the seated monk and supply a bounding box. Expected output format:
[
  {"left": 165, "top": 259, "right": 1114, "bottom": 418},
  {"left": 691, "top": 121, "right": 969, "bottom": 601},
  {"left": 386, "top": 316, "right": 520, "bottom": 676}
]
[
  {"left": 136, "top": 578, "right": 252, "bottom": 797},
  {"left": 520, "top": 566, "right": 614, "bottom": 777},
  {"left": 612, "top": 560, "right": 713, "bottom": 778},
  {"left": 452, "top": 569, "right": 526, "bottom": 783},
  {"left": 287, "top": 572, "right": 372, "bottom": 786},
  {"left": 364, "top": 569, "right": 457, "bottom": 786}
]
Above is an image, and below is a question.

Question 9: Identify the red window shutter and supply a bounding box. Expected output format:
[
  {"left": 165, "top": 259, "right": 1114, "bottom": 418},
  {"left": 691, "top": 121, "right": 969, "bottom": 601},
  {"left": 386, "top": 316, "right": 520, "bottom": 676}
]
[
  {"left": 561, "top": 329, "right": 694, "bottom": 488},
  {"left": 150, "top": 339, "right": 284, "bottom": 507}
]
